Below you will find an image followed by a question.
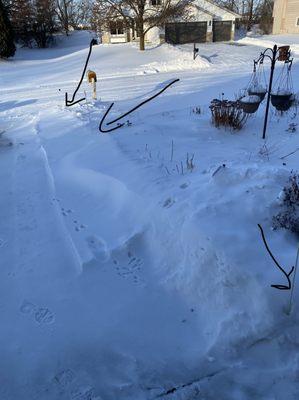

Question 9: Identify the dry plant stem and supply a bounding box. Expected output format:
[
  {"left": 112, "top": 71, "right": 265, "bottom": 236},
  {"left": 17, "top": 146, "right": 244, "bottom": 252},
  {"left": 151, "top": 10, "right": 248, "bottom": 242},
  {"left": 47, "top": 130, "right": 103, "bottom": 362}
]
[
  {"left": 280, "top": 147, "right": 299, "bottom": 160},
  {"left": 170, "top": 140, "right": 174, "bottom": 162},
  {"left": 212, "top": 164, "right": 225, "bottom": 177},
  {"left": 164, "top": 166, "right": 170, "bottom": 175},
  {"left": 210, "top": 99, "right": 248, "bottom": 130}
]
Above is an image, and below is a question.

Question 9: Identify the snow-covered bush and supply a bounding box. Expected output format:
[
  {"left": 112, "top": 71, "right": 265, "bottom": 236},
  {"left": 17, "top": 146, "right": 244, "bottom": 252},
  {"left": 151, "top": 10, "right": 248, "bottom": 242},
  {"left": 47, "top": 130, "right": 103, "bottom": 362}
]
[{"left": 272, "top": 173, "right": 299, "bottom": 235}]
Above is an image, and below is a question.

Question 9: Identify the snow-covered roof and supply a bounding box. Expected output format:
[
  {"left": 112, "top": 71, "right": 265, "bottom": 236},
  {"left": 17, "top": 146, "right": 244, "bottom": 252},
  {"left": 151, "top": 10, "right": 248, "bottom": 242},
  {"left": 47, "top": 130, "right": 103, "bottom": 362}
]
[{"left": 194, "top": 0, "right": 241, "bottom": 19}]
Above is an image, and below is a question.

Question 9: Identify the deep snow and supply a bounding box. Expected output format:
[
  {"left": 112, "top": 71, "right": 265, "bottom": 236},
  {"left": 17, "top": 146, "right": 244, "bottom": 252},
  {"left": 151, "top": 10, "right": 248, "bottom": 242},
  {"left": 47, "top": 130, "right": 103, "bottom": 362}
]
[{"left": 1, "top": 31, "right": 299, "bottom": 400}]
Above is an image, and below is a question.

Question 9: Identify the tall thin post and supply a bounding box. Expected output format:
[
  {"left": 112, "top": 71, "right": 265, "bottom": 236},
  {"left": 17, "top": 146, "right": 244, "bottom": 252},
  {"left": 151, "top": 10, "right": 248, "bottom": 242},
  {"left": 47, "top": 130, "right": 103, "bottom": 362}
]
[
  {"left": 262, "top": 45, "right": 277, "bottom": 139},
  {"left": 193, "top": 43, "right": 198, "bottom": 60}
]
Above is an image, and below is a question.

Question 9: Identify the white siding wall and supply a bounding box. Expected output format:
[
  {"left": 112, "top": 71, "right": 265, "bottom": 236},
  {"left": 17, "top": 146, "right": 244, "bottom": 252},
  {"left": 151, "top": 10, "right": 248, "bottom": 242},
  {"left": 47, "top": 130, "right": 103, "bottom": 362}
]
[{"left": 273, "top": 0, "right": 299, "bottom": 34}]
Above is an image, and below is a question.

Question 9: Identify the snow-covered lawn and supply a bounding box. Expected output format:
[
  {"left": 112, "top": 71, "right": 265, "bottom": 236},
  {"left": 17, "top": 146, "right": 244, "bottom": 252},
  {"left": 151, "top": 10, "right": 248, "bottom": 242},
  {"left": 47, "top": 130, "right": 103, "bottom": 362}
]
[
  {"left": 238, "top": 33, "right": 299, "bottom": 55},
  {"left": 1, "top": 31, "right": 299, "bottom": 399}
]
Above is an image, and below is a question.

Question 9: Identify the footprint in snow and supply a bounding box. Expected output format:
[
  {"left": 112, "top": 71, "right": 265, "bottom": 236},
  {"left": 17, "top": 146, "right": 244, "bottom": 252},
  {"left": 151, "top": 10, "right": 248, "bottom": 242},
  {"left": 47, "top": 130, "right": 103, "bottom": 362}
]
[
  {"left": 54, "top": 369, "right": 76, "bottom": 388},
  {"left": 53, "top": 369, "right": 98, "bottom": 400},
  {"left": 70, "top": 387, "right": 96, "bottom": 400},
  {"left": 20, "top": 299, "right": 55, "bottom": 325},
  {"left": 34, "top": 307, "right": 55, "bottom": 324},
  {"left": 163, "top": 197, "right": 175, "bottom": 208},
  {"left": 59, "top": 206, "right": 87, "bottom": 232},
  {"left": 180, "top": 182, "right": 189, "bottom": 189},
  {"left": 61, "top": 207, "right": 73, "bottom": 217},
  {"left": 114, "top": 254, "right": 143, "bottom": 284}
]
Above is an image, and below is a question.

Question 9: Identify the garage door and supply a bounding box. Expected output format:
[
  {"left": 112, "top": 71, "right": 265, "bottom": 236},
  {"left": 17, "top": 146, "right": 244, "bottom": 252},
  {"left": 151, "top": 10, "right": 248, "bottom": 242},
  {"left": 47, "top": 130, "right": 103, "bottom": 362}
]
[
  {"left": 165, "top": 22, "right": 207, "bottom": 45},
  {"left": 213, "top": 21, "right": 232, "bottom": 42}
]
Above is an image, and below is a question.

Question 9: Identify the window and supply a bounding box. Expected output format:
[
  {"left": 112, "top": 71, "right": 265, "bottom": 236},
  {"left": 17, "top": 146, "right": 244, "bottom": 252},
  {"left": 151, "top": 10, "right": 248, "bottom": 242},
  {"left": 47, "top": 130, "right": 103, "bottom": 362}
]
[
  {"left": 151, "top": 0, "right": 162, "bottom": 6},
  {"left": 297, "top": 17, "right": 299, "bottom": 26},
  {"left": 110, "top": 21, "right": 124, "bottom": 35}
]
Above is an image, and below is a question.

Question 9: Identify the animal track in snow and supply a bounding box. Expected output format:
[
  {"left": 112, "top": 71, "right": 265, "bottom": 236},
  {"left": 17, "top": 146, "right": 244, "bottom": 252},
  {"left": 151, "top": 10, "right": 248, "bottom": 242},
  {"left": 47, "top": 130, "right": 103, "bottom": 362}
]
[
  {"left": 20, "top": 299, "right": 55, "bottom": 324},
  {"left": 59, "top": 204, "right": 87, "bottom": 232},
  {"left": 180, "top": 182, "right": 189, "bottom": 189},
  {"left": 70, "top": 387, "right": 96, "bottom": 400},
  {"left": 54, "top": 369, "right": 76, "bottom": 388},
  {"left": 163, "top": 197, "right": 175, "bottom": 208},
  {"left": 112, "top": 246, "right": 144, "bottom": 285},
  {"left": 53, "top": 368, "right": 99, "bottom": 400}
]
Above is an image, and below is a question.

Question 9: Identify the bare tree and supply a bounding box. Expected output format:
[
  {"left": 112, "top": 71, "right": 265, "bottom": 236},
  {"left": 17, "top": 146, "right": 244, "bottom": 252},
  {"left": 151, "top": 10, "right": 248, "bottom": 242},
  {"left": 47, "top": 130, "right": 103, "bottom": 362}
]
[
  {"left": 254, "top": 0, "right": 273, "bottom": 33},
  {"left": 93, "top": 0, "right": 194, "bottom": 51},
  {"left": 69, "top": 0, "right": 93, "bottom": 29},
  {"left": 0, "top": 0, "right": 16, "bottom": 57},
  {"left": 32, "top": 0, "right": 56, "bottom": 47},
  {"left": 214, "top": 0, "right": 273, "bottom": 33},
  {"left": 11, "top": 0, "right": 34, "bottom": 45},
  {"left": 55, "top": 0, "right": 72, "bottom": 35}
]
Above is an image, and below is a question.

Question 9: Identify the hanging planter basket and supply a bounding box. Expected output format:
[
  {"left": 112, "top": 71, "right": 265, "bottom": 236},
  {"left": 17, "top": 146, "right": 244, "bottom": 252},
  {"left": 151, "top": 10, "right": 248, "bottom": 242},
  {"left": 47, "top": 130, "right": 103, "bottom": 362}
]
[
  {"left": 248, "top": 85, "right": 267, "bottom": 101},
  {"left": 239, "top": 95, "right": 261, "bottom": 114},
  {"left": 271, "top": 91, "right": 293, "bottom": 111}
]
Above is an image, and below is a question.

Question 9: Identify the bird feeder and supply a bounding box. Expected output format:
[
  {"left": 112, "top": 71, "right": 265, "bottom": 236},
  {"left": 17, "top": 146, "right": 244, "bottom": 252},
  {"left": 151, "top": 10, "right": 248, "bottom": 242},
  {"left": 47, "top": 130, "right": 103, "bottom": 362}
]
[
  {"left": 87, "top": 70, "right": 97, "bottom": 100},
  {"left": 278, "top": 46, "right": 290, "bottom": 62}
]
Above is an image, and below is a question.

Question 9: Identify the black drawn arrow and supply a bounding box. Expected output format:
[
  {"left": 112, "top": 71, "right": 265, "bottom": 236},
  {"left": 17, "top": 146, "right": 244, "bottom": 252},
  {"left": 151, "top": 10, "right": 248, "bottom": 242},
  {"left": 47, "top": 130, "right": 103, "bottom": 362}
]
[
  {"left": 65, "top": 38, "right": 97, "bottom": 107},
  {"left": 99, "top": 78, "right": 180, "bottom": 133},
  {"left": 258, "top": 224, "right": 294, "bottom": 290}
]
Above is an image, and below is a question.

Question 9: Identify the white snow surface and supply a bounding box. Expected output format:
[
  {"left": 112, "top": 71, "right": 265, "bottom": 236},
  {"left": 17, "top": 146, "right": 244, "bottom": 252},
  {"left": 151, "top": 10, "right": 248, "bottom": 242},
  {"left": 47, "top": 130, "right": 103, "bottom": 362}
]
[
  {"left": 1, "top": 31, "right": 299, "bottom": 400},
  {"left": 238, "top": 33, "right": 299, "bottom": 55},
  {"left": 240, "top": 95, "right": 261, "bottom": 103}
]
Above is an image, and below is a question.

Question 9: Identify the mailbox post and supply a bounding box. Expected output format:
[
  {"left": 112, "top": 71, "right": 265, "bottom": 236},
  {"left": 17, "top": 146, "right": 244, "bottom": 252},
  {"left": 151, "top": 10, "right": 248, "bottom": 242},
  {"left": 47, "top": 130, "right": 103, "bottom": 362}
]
[{"left": 87, "top": 70, "right": 97, "bottom": 100}]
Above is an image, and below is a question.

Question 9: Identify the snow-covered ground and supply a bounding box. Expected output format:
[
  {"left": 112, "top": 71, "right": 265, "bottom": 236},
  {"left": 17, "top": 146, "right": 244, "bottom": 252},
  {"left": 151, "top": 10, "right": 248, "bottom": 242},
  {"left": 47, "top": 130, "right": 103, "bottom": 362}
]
[
  {"left": 238, "top": 33, "right": 299, "bottom": 55},
  {"left": 1, "top": 31, "right": 299, "bottom": 400}
]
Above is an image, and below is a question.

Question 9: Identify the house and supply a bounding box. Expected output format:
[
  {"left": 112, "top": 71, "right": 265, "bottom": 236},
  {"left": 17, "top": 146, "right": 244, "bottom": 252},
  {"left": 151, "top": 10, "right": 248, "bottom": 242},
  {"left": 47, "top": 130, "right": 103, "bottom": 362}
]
[
  {"left": 272, "top": 0, "right": 299, "bottom": 34},
  {"left": 101, "top": 0, "right": 240, "bottom": 45}
]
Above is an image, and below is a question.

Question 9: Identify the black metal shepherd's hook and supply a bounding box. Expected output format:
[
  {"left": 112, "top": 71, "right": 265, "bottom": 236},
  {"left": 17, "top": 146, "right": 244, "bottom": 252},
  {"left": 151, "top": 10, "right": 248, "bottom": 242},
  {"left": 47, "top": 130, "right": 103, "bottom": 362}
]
[
  {"left": 65, "top": 38, "right": 97, "bottom": 107},
  {"left": 258, "top": 224, "right": 294, "bottom": 290},
  {"left": 99, "top": 78, "right": 180, "bottom": 133},
  {"left": 193, "top": 43, "right": 199, "bottom": 61},
  {"left": 254, "top": 45, "right": 292, "bottom": 139}
]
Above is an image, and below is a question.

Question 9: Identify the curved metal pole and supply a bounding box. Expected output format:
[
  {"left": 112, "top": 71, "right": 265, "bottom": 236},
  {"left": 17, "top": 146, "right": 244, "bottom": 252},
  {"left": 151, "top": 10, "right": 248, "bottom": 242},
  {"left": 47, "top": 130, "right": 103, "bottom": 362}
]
[
  {"left": 65, "top": 39, "right": 97, "bottom": 107},
  {"left": 106, "top": 79, "right": 180, "bottom": 126},
  {"left": 99, "top": 103, "right": 125, "bottom": 133},
  {"left": 99, "top": 79, "right": 180, "bottom": 133},
  {"left": 262, "top": 44, "right": 278, "bottom": 139},
  {"left": 258, "top": 224, "right": 294, "bottom": 290}
]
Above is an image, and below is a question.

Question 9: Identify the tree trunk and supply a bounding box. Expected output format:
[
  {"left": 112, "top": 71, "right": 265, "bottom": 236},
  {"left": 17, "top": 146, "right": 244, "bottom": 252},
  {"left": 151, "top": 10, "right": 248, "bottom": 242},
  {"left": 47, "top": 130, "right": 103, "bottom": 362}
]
[
  {"left": 247, "top": 0, "right": 254, "bottom": 31},
  {"left": 63, "top": 0, "right": 69, "bottom": 35},
  {"left": 0, "top": 0, "right": 16, "bottom": 58},
  {"left": 139, "top": 32, "right": 145, "bottom": 50}
]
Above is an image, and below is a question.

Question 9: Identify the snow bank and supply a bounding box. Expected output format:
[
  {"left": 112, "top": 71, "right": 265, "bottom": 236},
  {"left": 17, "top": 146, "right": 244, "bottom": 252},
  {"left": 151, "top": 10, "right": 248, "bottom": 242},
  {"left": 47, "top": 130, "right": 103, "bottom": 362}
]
[
  {"left": 238, "top": 34, "right": 299, "bottom": 55},
  {"left": 138, "top": 45, "right": 210, "bottom": 74}
]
